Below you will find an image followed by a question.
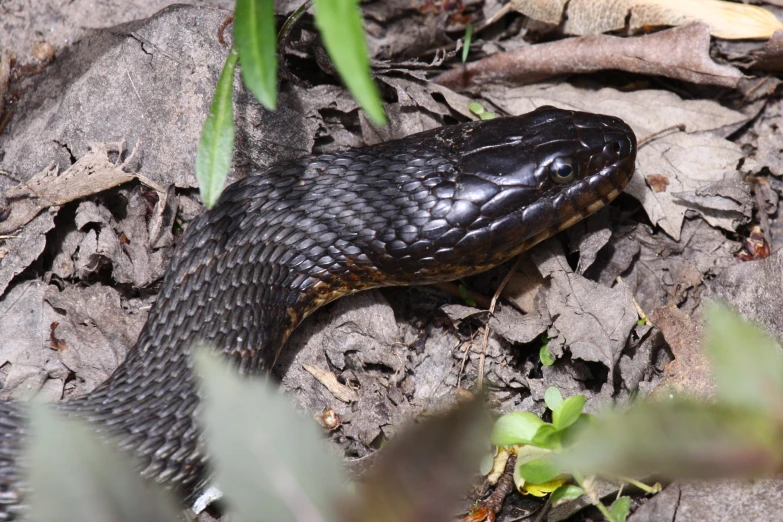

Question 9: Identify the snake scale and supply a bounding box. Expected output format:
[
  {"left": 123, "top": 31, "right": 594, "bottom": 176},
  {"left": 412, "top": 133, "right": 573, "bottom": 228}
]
[{"left": 0, "top": 106, "right": 636, "bottom": 518}]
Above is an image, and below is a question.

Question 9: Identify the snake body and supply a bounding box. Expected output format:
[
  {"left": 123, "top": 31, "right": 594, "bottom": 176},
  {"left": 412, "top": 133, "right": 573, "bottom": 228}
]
[{"left": 0, "top": 106, "right": 636, "bottom": 517}]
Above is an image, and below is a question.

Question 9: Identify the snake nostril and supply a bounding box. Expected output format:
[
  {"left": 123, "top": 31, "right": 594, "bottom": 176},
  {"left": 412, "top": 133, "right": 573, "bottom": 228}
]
[{"left": 604, "top": 140, "right": 622, "bottom": 158}]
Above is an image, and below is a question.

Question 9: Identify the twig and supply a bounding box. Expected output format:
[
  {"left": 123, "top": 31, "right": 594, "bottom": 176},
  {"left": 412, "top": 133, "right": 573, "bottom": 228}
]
[
  {"left": 477, "top": 3, "right": 513, "bottom": 32},
  {"left": 616, "top": 276, "right": 648, "bottom": 325},
  {"left": 217, "top": 14, "right": 234, "bottom": 46},
  {"left": 478, "top": 256, "right": 524, "bottom": 390},
  {"left": 638, "top": 124, "right": 686, "bottom": 148},
  {"left": 485, "top": 454, "right": 518, "bottom": 516},
  {"left": 457, "top": 330, "right": 480, "bottom": 390},
  {"left": 740, "top": 74, "right": 771, "bottom": 106}
]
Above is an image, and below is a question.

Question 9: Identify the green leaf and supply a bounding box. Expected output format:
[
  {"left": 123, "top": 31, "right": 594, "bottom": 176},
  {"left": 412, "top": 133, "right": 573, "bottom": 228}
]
[
  {"left": 512, "top": 445, "right": 552, "bottom": 490},
  {"left": 468, "top": 101, "right": 485, "bottom": 115},
  {"left": 544, "top": 386, "right": 563, "bottom": 411},
  {"left": 550, "top": 484, "right": 585, "bottom": 505},
  {"left": 610, "top": 496, "right": 631, "bottom": 522},
  {"left": 491, "top": 411, "right": 546, "bottom": 446},
  {"left": 705, "top": 301, "right": 783, "bottom": 414},
  {"left": 196, "top": 47, "right": 238, "bottom": 208},
  {"left": 195, "top": 348, "right": 346, "bottom": 522},
  {"left": 313, "top": 0, "right": 386, "bottom": 125},
  {"left": 461, "top": 24, "right": 473, "bottom": 63},
  {"left": 234, "top": 0, "right": 277, "bottom": 109},
  {"left": 560, "top": 413, "right": 596, "bottom": 447},
  {"left": 516, "top": 458, "right": 560, "bottom": 485},
  {"left": 27, "top": 405, "right": 178, "bottom": 522},
  {"left": 552, "top": 395, "right": 586, "bottom": 431},
  {"left": 540, "top": 344, "right": 555, "bottom": 366},
  {"left": 479, "top": 111, "right": 497, "bottom": 120},
  {"left": 531, "top": 424, "right": 561, "bottom": 450},
  {"left": 459, "top": 284, "right": 477, "bottom": 307}
]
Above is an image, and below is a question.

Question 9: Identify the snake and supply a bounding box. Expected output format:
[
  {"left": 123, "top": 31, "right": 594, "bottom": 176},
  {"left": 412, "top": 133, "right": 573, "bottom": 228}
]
[{"left": 0, "top": 106, "right": 636, "bottom": 518}]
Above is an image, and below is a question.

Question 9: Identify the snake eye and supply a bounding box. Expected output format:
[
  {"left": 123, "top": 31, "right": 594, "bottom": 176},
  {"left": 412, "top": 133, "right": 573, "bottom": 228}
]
[{"left": 550, "top": 157, "right": 576, "bottom": 185}]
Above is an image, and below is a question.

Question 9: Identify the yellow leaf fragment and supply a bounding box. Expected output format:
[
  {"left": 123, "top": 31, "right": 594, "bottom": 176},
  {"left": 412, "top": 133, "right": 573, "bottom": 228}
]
[
  {"left": 509, "top": 0, "right": 783, "bottom": 40},
  {"left": 631, "top": 0, "right": 783, "bottom": 40},
  {"left": 522, "top": 477, "right": 567, "bottom": 497}
]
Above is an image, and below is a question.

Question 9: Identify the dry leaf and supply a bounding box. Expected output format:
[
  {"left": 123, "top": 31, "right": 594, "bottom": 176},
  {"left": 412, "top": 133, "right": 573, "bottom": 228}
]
[
  {"left": 0, "top": 141, "right": 164, "bottom": 235},
  {"left": 508, "top": 0, "right": 567, "bottom": 25},
  {"left": 627, "top": 132, "right": 744, "bottom": 239},
  {"left": 435, "top": 24, "right": 742, "bottom": 91},
  {"left": 650, "top": 305, "right": 714, "bottom": 399},
  {"left": 508, "top": 0, "right": 783, "bottom": 39},
  {"left": 302, "top": 364, "right": 359, "bottom": 403}
]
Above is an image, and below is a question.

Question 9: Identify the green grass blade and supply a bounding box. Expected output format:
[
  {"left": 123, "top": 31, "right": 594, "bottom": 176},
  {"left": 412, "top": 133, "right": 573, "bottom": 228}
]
[
  {"left": 234, "top": 0, "right": 277, "bottom": 109},
  {"left": 196, "top": 47, "right": 238, "bottom": 208},
  {"left": 313, "top": 0, "right": 386, "bottom": 125},
  {"left": 462, "top": 24, "right": 473, "bottom": 63}
]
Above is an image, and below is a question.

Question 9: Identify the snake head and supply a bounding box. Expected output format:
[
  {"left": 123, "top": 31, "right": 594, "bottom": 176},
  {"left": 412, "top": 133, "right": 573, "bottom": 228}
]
[
  {"left": 373, "top": 106, "right": 637, "bottom": 282},
  {"left": 442, "top": 106, "right": 637, "bottom": 265}
]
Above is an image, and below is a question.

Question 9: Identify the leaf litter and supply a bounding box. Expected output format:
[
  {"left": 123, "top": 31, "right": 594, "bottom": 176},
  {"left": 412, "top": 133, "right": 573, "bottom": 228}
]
[{"left": 1, "top": 1, "right": 783, "bottom": 521}]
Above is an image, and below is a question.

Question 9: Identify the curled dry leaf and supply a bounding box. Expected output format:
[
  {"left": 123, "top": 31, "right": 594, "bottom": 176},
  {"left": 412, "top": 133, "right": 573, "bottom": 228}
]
[
  {"left": 750, "top": 30, "right": 783, "bottom": 72},
  {"left": 507, "top": 0, "right": 782, "bottom": 39},
  {"left": 0, "top": 141, "right": 165, "bottom": 235},
  {"left": 435, "top": 24, "right": 742, "bottom": 91}
]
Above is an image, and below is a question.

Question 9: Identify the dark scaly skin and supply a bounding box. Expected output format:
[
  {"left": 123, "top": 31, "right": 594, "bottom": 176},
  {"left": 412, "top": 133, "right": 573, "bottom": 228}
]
[{"left": 0, "top": 106, "right": 636, "bottom": 518}]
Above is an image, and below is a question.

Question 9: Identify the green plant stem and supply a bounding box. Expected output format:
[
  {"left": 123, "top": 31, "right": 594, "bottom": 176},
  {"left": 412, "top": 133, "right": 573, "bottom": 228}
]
[
  {"left": 615, "top": 475, "right": 659, "bottom": 494},
  {"left": 278, "top": 0, "right": 313, "bottom": 45},
  {"left": 572, "top": 471, "right": 618, "bottom": 522}
]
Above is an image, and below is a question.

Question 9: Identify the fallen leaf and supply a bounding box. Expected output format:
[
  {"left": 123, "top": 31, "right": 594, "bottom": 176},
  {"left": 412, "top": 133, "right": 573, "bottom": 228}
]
[
  {"left": 650, "top": 305, "right": 714, "bottom": 399},
  {"left": 0, "top": 281, "right": 67, "bottom": 401},
  {"left": 435, "top": 24, "right": 743, "bottom": 90},
  {"left": 532, "top": 241, "right": 638, "bottom": 376},
  {"left": 0, "top": 211, "right": 54, "bottom": 297},
  {"left": 750, "top": 30, "right": 783, "bottom": 71},
  {"left": 483, "top": 80, "right": 747, "bottom": 140},
  {"left": 43, "top": 284, "right": 146, "bottom": 393},
  {"left": 627, "top": 132, "right": 744, "bottom": 239},
  {"left": 0, "top": 141, "right": 165, "bottom": 235},
  {"left": 508, "top": 0, "right": 783, "bottom": 39}
]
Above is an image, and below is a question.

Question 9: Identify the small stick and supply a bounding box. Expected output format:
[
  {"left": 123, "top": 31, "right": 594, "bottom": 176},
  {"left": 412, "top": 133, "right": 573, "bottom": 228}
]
[{"left": 478, "top": 256, "right": 523, "bottom": 390}]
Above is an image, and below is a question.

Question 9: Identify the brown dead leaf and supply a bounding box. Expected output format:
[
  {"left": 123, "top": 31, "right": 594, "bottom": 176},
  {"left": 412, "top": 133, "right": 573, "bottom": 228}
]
[
  {"left": 0, "top": 211, "right": 54, "bottom": 296},
  {"left": 532, "top": 241, "right": 638, "bottom": 376},
  {"left": 0, "top": 281, "right": 68, "bottom": 401},
  {"left": 646, "top": 174, "right": 670, "bottom": 193},
  {"left": 751, "top": 30, "right": 783, "bottom": 72},
  {"left": 435, "top": 24, "right": 742, "bottom": 91},
  {"left": 627, "top": 132, "right": 745, "bottom": 240},
  {"left": 650, "top": 305, "right": 715, "bottom": 400},
  {"left": 501, "top": 257, "right": 547, "bottom": 313},
  {"left": 508, "top": 0, "right": 783, "bottom": 39},
  {"left": 0, "top": 141, "right": 164, "bottom": 234},
  {"left": 43, "top": 284, "right": 146, "bottom": 393}
]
